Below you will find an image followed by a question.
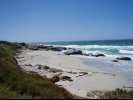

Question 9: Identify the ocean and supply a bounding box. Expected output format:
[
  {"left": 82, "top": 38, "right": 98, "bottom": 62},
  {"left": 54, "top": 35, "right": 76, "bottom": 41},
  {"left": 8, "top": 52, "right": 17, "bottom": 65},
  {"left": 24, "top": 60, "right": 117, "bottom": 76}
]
[{"left": 40, "top": 39, "right": 133, "bottom": 81}]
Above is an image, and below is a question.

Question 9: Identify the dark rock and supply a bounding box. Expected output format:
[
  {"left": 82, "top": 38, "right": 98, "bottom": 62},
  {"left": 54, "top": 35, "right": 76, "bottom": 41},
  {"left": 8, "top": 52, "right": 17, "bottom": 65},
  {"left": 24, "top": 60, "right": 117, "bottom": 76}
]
[
  {"left": 83, "top": 53, "right": 93, "bottom": 56},
  {"left": 112, "top": 60, "right": 118, "bottom": 62},
  {"left": 72, "top": 72, "right": 77, "bottom": 74},
  {"left": 67, "top": 71, "right": 77, "bottom": 74},
  {"left": 116, "top": 57, "right": 131, "bottom": 61},
  {"left": 76, "top": 72, "right": 88, "bottom": 77},
  {"left": 68, "top": 48, "right": 71, "bottom": 50},
  {"left": 43, "top": 65, "right": 50, "bottom": 70},
  {"left": 49, "top": 47, "right": 67, "bottom": 51},
  {"left": 67, "top": 71, "right": 73, "bottom": 73},
  {"left": 36, "top": 64, "right": 42, "bottom": 67},
  {"left": 38, "top": 66, "right": 42, "bottom": 70},
  {"left": 93, "top": 53, "right": 105, "bottom": 57},
  {"left": 64, "top": 49, "right": 82, "bottom": 55},
  {"left": 38, "top": 45, "right": 53, "bottom": 50},
  {"left": 28, "top": 45, "right": 40, "bottom": 50},
  {"left": 36, "top": 64, "right": 43, "bottom": 69},
  {"left": 30, "top": 45, "right": 67, "bottom": 51},
  {"left": 61, "top": 47, "right": 67, "bottom": 50},
  {"left": 27, "top": 44, "right": 67, "bottom": 51},
  {"left": 19, "top": 42, "right": 27, "bottom": 46},
  {"left": 89, "top": 53, "right": 94, "bottom": 56},
  {"left": 79, "top": 72, "right": 88, "bottom": 75},
  {"left": 25, "top": 64, "right": 33, "bottom": 67},
  {"left": 82, "top": 53, "right": 89, "bottom": 56},
  {"left": 61, "top": 76, "right": 73, "bottom": 81},
  {"left": 16, "top": 56, "right": 24, "bottom": 59},
  {"left": 50, "top": 75, "right": 60, "bottom": 83},
  {"left": 49, "top": 68, "right": 63, "bottom": 73}
]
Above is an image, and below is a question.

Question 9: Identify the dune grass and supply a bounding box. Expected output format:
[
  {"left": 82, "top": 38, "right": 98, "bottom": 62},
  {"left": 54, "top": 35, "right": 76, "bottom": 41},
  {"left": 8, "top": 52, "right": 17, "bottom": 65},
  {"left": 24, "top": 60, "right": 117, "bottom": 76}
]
[
  {"left": 0, "top": 43, "right": 73, "bottom": 99},
  {"left": 100, "top": 88, "right": 133, "bottom": 99},
  {"left": 0, "top": 84, "right": 30, "bottom": 99}
]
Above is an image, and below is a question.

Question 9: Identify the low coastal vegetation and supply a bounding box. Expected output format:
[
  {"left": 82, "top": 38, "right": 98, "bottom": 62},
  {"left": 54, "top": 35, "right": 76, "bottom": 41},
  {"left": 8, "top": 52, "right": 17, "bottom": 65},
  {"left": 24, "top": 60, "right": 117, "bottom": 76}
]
[
  {"left": 0, "top": 41, "right": 73, "bottom": 99},
  {"left": 100, "top": 88, "right": 133, "bottom": 99}
]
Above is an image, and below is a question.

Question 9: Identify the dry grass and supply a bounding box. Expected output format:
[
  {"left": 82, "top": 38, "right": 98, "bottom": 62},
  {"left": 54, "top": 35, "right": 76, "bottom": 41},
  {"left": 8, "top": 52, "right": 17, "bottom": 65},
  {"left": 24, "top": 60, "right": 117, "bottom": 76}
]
[{"left": 0, "top": 43, "right": 73, "bottom": 99}]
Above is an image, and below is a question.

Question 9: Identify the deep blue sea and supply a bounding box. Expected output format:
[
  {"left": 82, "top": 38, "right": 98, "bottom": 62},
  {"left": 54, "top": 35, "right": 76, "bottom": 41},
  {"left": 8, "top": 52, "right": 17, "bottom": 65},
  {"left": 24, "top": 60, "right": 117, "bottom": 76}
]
[{"left": 38, "top": 39, "right": 133, "bottom": 81}]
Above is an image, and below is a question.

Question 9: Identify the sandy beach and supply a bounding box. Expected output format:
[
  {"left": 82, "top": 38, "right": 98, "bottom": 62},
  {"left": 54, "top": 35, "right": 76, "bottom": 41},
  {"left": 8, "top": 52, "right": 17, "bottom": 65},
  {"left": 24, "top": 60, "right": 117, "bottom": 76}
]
[{"left": 16, "top": 49, "right": 133, "bottom": 98}]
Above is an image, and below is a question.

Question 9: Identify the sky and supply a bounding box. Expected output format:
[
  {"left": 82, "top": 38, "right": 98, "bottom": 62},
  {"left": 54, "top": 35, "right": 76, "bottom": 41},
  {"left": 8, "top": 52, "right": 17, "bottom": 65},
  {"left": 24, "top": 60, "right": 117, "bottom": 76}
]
[{"left": 0, "top": 0, "right": 133, "bottom": 42}]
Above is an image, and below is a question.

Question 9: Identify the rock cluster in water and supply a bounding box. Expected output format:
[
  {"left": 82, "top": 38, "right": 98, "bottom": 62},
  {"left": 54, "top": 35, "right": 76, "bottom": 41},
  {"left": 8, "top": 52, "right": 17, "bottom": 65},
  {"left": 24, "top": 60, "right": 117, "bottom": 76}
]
[
  {"left": 116, "top": 57, "right": 131, "bottom": 61},
  {"left": 18, "top": 43, "right": 132, "bottom": 62}
]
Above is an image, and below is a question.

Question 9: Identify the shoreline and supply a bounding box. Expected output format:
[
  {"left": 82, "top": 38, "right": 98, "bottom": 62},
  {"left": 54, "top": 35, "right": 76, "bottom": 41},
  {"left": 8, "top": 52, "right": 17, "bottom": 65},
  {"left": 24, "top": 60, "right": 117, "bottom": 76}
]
[
  {"left": 69, "top": 54, "right": 133, "bottom": 82},
  {"left": 16, "top": 49, "right": 133, "bottom": 98}
]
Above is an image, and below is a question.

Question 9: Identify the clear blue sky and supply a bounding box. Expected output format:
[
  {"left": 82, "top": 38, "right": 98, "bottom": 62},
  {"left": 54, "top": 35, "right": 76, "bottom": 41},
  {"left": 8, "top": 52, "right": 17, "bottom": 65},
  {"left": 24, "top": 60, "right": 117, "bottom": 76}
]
[{"left": 0, "top": 0, "right": 133, "bottom": 42}]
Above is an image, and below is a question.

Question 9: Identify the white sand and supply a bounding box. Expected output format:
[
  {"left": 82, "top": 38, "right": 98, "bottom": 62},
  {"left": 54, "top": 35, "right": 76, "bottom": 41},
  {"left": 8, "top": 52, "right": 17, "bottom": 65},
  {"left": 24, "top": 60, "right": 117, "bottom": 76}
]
[{"left": 16, "top": 50, "right": 133, "bottom": 98}]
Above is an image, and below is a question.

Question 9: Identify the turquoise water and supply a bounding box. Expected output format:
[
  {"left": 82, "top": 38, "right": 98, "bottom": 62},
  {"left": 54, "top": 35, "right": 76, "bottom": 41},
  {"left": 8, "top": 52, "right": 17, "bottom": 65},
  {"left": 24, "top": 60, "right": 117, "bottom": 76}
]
[
  {"left": 44, "top": 39, "right": 133, "bottom": 57},
  {"left": 39, "top": 39, "right": 133, "bottom": 81},
  {"left": 45, "top": 39, "right": 133, "bottom": 46}
]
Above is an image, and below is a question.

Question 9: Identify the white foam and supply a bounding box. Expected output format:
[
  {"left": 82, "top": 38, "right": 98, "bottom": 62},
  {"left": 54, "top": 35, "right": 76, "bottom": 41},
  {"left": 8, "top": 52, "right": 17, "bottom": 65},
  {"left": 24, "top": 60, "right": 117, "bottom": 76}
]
[
  {"left": 119, "top": 50, "right": 133, "bottom": 54},
  {"left": 54, "top": 45, "right": 133, "bottom": 50},
  {"left": 82, "top": 50, "right": 106, "bottom": 55},
  {"left": 46, "top": 44, "right": 133, "bottom": 59}
]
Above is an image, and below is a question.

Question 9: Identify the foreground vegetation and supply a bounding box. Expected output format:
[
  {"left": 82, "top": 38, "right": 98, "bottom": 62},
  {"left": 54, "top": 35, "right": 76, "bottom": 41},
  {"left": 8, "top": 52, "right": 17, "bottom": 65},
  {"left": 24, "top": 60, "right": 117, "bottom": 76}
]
[
  {"left": 0, "top": 41, "right": 73, "bottom": 99},
  {"left": 100, "top": 88, "right": 133, "bottom": 99}
]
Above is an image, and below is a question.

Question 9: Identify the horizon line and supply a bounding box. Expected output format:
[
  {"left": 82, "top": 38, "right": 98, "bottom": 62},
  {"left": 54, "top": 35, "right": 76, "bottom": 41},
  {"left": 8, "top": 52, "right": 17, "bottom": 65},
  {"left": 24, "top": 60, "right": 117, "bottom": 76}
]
[{"left": 30, "top": 38, "right": 133, "bottom": 44}]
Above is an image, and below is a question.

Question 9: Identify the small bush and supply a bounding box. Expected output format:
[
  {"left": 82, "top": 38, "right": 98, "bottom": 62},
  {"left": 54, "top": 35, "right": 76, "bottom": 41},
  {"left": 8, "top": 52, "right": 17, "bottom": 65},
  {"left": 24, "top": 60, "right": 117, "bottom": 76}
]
[{"left": 101, "top": 88, "right": 133, "bottom": 99}]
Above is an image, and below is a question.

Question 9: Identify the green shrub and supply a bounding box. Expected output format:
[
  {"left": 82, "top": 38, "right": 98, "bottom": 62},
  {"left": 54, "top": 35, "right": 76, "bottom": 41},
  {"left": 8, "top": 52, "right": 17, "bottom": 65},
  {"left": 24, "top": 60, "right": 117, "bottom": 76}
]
[{"left": 0, "top": 43, "right": 73, "bottom": 99}]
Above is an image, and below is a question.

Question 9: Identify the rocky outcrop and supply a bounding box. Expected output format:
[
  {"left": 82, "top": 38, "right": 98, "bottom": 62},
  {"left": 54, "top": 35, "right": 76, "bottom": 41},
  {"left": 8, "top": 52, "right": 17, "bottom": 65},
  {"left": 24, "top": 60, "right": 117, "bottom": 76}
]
[
  {"left": 61, "top": 76, "right": 73, "bottom": 81},
  {"left": 50, "top": 75, "right": 60, "bottom": 83},
  {"left": 76, "top": 72, "right": 88, "bottom": 77},
  {"left": 83, "top": 53, "right": 93, "bottom": 56},
  {"left": 37, "top": 45, "right": 51, "bottom": 50},
  {"left": 25, "top": 64, "right": 33, "bottom": 67},
  {"left": 19, "top": 42, "right": 27, "bottom": 47},
  {"left": 79, "top": 72, "right": 88, "bottom": 75},
  {"left": 92, "top": 53, "right": 105, "bottom": 57},
  {"left": 83, "top": 53, "right": 105, "bottom": 57},
  {"left": 49, "top": 68, "right": 63, "bottom": 73},
  {"left": 67, "top": 71, "right": 77, "bottom": 74},
  {"left": 116, "top": 57, "right": 131, "bottom": 61},
  {"left": 28, "top": 45, "right": 40, "bottom": 50},
  {"left": 28, "top": 45, "right": 67, "bottom": 51},
  {"left": 64, "top": 49, "right": 82, "bottom": 55},
  {"left": 37, "top": 66, "right": 42, "bottom": 70},
  {"left": 42, "top": 65, "right": 50, "bottom": 70},
  {"left": 49, "top": 47, "right": 67, "bottom": 51}
]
